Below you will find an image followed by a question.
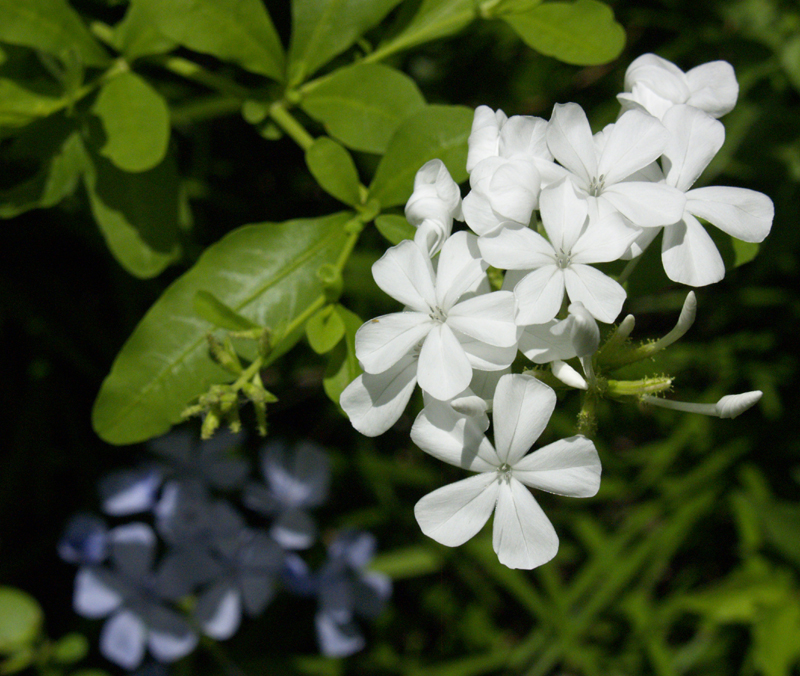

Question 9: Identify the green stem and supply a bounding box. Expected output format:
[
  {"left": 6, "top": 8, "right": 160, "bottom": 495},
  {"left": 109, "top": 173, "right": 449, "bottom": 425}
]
[
  {"left": 269, "top": 102, "right": 315, "bottom": 151},
  {"left": 155, "top": 55, "right": 251, "bottom": 99}
]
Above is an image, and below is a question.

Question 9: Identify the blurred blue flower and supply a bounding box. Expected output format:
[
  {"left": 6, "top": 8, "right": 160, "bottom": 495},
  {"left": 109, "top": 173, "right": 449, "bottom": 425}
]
[
  {"left": 244, "top": 440, "right": 330, "bottom": 550},
  {"left": 58, "top": 513, "right": 109, "bottom": 565}
]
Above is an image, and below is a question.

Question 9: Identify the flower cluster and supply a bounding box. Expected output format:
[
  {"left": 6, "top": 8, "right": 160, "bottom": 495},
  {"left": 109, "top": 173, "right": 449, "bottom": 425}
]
[
  {"left": 60, "top": 433, "right": 390, "bottom": 670},
  {"left": 341, "top": 53, "right": 771, "bottom": 569}
]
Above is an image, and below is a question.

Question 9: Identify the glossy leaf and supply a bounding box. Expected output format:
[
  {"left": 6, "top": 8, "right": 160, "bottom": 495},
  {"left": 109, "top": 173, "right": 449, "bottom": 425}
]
[
  {"left": 111, "top": 2, "right": 177, "bottom": 61},
  {"left": 501, "top": 0, "right": 625, "bottom": 66},
  {"left": 733, "top": 239, "right": 760, "bottom": 268},
  {"left": 0, "top": 77, "right": 63, "bottom": 129},
  {"left": 374, "top": 214, "right": 415, "bottom": 245},
  {"left": 369, "top": 104, "right": 472, "bottom": 208},
  {"left": 193, "top": 291, "right": 261, "bottom": 331},
  {"left": 131, "top": 0, "right": 284, "bottom": 80},
  {"left": 305, "top": 137, "right": 362, "bottom": 206},
  {"left": 301, "top": 63, "right": 426, "bottom": 154},
  {"left": 306, "top": 304, "right": 346, "bottom": 354},
  {"left": 323, "top": 304, "right": 362, "bottom": 407},
  {"left": 89, "top": 71, "right": 171, "bottom": 173},
  {"left": 375, "top": 0, "right": 477, "bottom": 56},
  {"left": 0, "top": 0, "right": 109, "bottom": 67},
  {"left": 92, "top": 212, "right": 354, "bottom": 445},
  {"left": 287, "top": 0, "right": 402, "bottom": 85},
  {"left": 83, "top": 148, "right": 182, "bottom": 279},
  {"left": 0, "top": 587, "right": 42, "bottom": 654}
]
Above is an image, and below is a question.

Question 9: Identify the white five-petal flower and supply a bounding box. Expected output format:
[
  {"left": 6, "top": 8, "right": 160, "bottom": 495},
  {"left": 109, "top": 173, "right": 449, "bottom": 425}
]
[{"left": 411, "top": 374, "right": 601, "bottom": 569}]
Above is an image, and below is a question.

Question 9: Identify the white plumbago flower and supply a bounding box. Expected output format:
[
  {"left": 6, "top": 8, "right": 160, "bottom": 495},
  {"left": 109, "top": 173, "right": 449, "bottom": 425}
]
[
  {"left": 479, "top": 177, "right": 637, "bottom": 324},
  {"left": 655, "top": 105, "right": 774, "bottom": 286},
  {"left": 519, "top": 301, "right": 600, "bottom": 364},
  {"left": 411, "top": 374, "right": 601, "bottom": 569},
  {"left": 546, "top": 103, "right": 686, "bottom": 229},
  {"left": 243, "top": 440, "right": 330, "bottom": 550},
  {"left": 351, "top": 231, "right": 519, "bottom": 403},
  {"left": 405, "top": 159, "right": 462, "bottom": 256},
  {"left": 618, "top": 53, "right": 739, "bottom": 121}
]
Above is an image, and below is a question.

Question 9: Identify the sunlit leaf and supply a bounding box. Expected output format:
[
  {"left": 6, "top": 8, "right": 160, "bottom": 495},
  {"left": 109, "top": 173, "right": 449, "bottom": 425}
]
[
  {"left": 305, "top": 137, "right": 362, "bottom": 206},
  {"left": 89, "top": 71, "right": 171, "bottom": 173},
  {"left": 111, "top": 2, "right": 177, "bottom": 61},
  {"left": 0, "top": 587, "right": 42, "bottom": 654},
  {"left": 193, "top": 290, "right": 261, "bottom": 331},
  {"left": 287, "top": 0, "right": 402, "bottom": 85},
  {"left": 0, "top": 0, "right": 109, "bottom": 67},
  {"left": 323, "top": 304, "right": 362, "bottom": 407},
  {"left": 306, "top": 304, "right": 347, "bottom": 354},
  {"left": 500, "top": 0, "right": 625, "bottom": 66},
  {"left": 375, "top": 0, "right": 477, "bottom": 56},
  {"left": 83, "top": 147, "right": 182, "bottom": 279},
  {"left": 92, "top": 212, "right": 354, "bottom": 444},
  {"left": 301, "top": 63, "right": 426, "bottom": 154},
  {"left": 131, "top": 0, "right": 284, "bottom": 80},
  {"left": 0, "top": 77, "right": 63, "bottom": 129},
  {"left": 369, "top": 104, "right": 472, "bottom": 208},
  {"left": 375, "top": 213, "right": 415, "bottom": 245}
]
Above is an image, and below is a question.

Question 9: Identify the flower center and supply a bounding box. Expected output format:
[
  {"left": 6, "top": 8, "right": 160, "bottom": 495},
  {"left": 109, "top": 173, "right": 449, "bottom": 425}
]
[
  {"left": 588, "top": 174, "right": 606, "bottom": 197},
  {"left": 554, "top": 249, "right": 572, "bottom": 269},
  {"left": 428, "top": 306, "right": 447, "bottom": 323},
  {"left": 497, "top": 463, "right": 513, "bottom": 482}
]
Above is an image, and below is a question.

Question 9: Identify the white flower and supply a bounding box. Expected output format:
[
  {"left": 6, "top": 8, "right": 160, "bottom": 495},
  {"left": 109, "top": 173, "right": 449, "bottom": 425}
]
[
  {"left": 405, "top": 159, "right": 462, "bottom": 256},
  {"left": 479, "top": 177, "right": 637, "bottom": 324},
  {"left": 518, "top": 301, "right": 600, "bottom": 364},
  {"left": 546, "top": 103, "right": 686, "bottom": 229},
  {"left": 353, "top": 232, "right": 519, "bottom": 402},
  {"left": 411, "top": 374, "right": 601, "bottom": 569},
  {"left": 641, "top": 390, "right": 762, "bottom": 418},
  {"left": 655, "top": 105, "right": 774, "bottom": 286},
  {"left": 618, "top": 53, "right": 738, "bottom": 120}
]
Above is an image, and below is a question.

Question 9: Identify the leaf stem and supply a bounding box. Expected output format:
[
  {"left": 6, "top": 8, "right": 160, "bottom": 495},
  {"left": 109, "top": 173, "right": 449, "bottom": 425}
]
[{"left": 268, "top": 102, "right": 315, "bottom": 151}]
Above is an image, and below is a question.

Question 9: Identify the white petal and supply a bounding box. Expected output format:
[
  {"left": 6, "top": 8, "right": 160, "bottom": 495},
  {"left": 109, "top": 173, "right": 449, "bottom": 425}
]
[
  {"left": 686, "top": 186, "right": 774, "bottom": 242},
  {"left": 448, "top": 291, "right": 518, "bottom": 347},
  {"left": 492, "top": 374, "right": 556, "bottom": 466},
  {"left": 623, "top": 53, "right": 688, "bottom": 101},
  {"left": 411, "top": 403, "right": 498, "bottom": 471},
  {"left": 546, "top": 103, "right": 596, "bottom": 186},
  {"left": 146, "top": 607, "right": 198, "bottom": 662},
  {"left": 461, "top": 189, "right": 507, "bottom": 236},
  {"left": 467, "top": 105, "right": 505, "bottom": 171},
  {"left": 599, "top": 110, "right": 669, "bottom": 184},
  {"left": 270, "top": 509, "right": 317, "bottom": 550},
  {"left": 686, "top": 61, "right": 738, "bottom": 117},
  {"left": 109, "top": 523, "right": 157, "bottom": 580},
  {"left": 551, "top": 360, "right": 588, "bottom": 389},
  {"left": 492, "top": 478, "right": 559, "bottom": 570},
  {"left": 195, "top": 583, "right": 242, "bottom": 640},
  {"left": 100, "top": 610, "right": 146, "bottom": 670},
  {"left": 514, "top": 267, "right": 564, "bottom": 325},
  {"left": 340, "top": 357, "right": 418, "bottom": 437},
  {"left": 74, "top": 568, "right": 123, "bottom": 618},
  {"left": 661, "top": 105, "right": 725, "bottom": 192},
  {"left": 435, "top": 231, "right": 487, "bottom": 310},
  {"left": 513, "top": 436, "right": 601, "bottom": 497},
  {"left": 414, "top": 473, "right": 500, "bottom": 546},
  {"left": 539, "top": 178, "right": 589, "bottom": 253},
  {"left": 518, "top": 320, "right": 574, "bottom": 364},
  {"left": 417, "top": 323, "right": 473, "bottom": 401},
  {"left": 486, "top": 158, "right": 541, "bottom": 222},
  {"left": 458, "top": 332, "right": 519, "bottom": 370},
  {"left": 661, "top": 215, "right": 725, "bottom": 286},
  {"left": 600, "top": 182, "right": 686, "bottom": 228},
  {"left": 564, "top": 265, "right": 627, "bottom": 323},
  {"left": 478, "top": 225, "right": 554, "bottom": 270},
  {"left": 566, "top": 302, "right": 600, "bottom": 357},
  {"left": 500, "top": 115, "right": 551, "bottom": 161},
  {"left": 571, "top": 211, "right": 640, "bottom": 264},
  {"left": 371, "top": 240, "right": 436, "bottom": 312},
  {"left": 355, "top": 312, "right": 431, "bottom": 374}
]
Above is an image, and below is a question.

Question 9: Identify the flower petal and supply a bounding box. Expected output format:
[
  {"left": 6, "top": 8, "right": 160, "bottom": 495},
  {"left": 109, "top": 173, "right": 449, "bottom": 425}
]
[
  {"left": 109, "top": 522, "right": 157, "bottom": 580},
  {"left": 513, "top": 436, "right": 601, "bottom": 497},
  {"left": 146, "top": 605, "right": 198, "bottom": 662},
  {"left": 100, "top": 610, "right": 146, "bottom": 670},
  {"left": 414, "top": 473, "right": 500, "bottom": 546},
  {"left": 563, "top": 264, "right": 627, "bottom": 323},
  {"left": 355, "top": 312, "right": 431, "bottom": 374},
  {"left": 546, "top": 103, "right": 597, "bottom": 186},
  {"left": 195, "top": 582, "right": 241, "bottom": 640},
  {"left": 467, "top": 105, "right": 506, "bottom": 171},
  {"left": 478, "top": 225, "right": 554, "bottom": 270},
  {"left": 514, "top": 266, "right": 565, "bottom": 325},
  {"left": 371, "top": 240, "right": 436, "bottom": 312},
  {"left": 74, "top": 567, "right": 123, "bottom": 618},
  {"left": 435, "top": 231, "right": 487, "bottom": 311},
  {"left": 493, "top": 374, "right": 556, "bottom": 465},
  {"left": 686, "top": 61, "right": 738, "bottom": 118},
  {"left": 457, "top": 332, "right": 519, "bottom": 371},
  {"left": 686, "top": 186, "right": 774, "bottom": 242},
  {"left": 492, "top": 478, "right": 559, "bottom": 570},
  {"left": 315, "top": 610, "right": 364, "bottom": 657},
  {"left": 340, "top": 356, "right": 418, "bottom": 437},
  {"left": 571, "top": 211, "right": 640, "bottom": 264},
  {"left": 661, "top": 214, "right": 725, "bottom": 286},
  {"left": 600, "top": 182, "right": 686, "bottom": 228},
  {"left": 447, "top": 291, "right": 518, "bottom": 347},
  {"left": 539, "top": 178, "right": 589, "bottom": 253},
  {"left": 271, "top": 509, "right": 317, "bottom": 550},
  {"left": 599, "top": 110, "right": 669, "bottom": 184},
  {"left": 417, "top": 323, "right": 473, "bottom": 400},
  {"left": 661, "top": 105, "right": 725, "bottom": 192}
]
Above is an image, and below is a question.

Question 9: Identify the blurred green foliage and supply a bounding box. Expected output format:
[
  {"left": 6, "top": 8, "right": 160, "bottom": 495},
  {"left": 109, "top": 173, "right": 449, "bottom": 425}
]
[{"left": 1, "top": 0, "right": 799, "bottom": 674}]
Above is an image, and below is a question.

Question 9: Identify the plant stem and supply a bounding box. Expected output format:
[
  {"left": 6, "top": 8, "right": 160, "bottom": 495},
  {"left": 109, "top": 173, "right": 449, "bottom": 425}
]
[{"left": 269, "top": 102, "right": 315, "bottom": 151}]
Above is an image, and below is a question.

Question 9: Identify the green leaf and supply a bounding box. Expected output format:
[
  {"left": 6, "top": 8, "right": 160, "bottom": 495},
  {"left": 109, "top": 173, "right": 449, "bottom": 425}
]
[
  {"left": 193, "top": 291, "right": 261, "bottom": 331},
  {"left": 733, "top": 238, "right": 760, "bottom": 267},
  {"left": 0, "top": 130, "right": 85, "bottom": 217},
  {"left": 92, "top": 212, "right": 354, "bottom": 445},
  {"left": 301, "top": 63, "right": 426, "bottom": 154},
  {"left": 323, "top": 304, "right": 362, "bottom": 407},
  {"left": 305, "top": 137, "right": 361, "bottom": 206},
  {"left": 375, "top": 213, "right": 415, "bottom": 244},
  {"left": 375, "top": 0, "right": 477, "bottom": 56},
  {"left": 0, "top": 0, "right": 109, "bottom": 67},
  {"left": 287, "top": 0, "right": 402, "bottom": 85},
  {"left": 131, "top": 0, "right": 284, "bottom": 80},
  {"left": 51, "top": 633, "right": 89, "bottom": 664},
  {"left": 83, "top": 147, "right": 182, "bottom": 279},
  {"left": 0, "top": 77, "right": 64, "bottom": 129},
  {"left": 500, "top": 0, "right": 625, "bottom": 66},
  {"left": 89, "top": 71, "right": 170, "bottom": 173},
  {"left": 306, "top": 304, "right": 346, "bottom": 354},
  {"left": 369, "top": 104, "right": 472, "bottom": 208},
  {"left": 752, "top": 599, "right": 800, "bottom": 676},
  {"left": 370, "top": 545, "right": 444, "bottom": 578},
  {"left": 111, "top": 2, "right": 177, "bottom": 62},
  {"left": 0, "top": 587, "right": 42, "bottom": 654}
]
